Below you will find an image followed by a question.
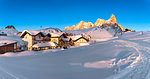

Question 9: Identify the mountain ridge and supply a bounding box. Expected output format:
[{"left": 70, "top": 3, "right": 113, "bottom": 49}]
[{"left": 64, "top": 14, "right": 125, "bottom": 31}]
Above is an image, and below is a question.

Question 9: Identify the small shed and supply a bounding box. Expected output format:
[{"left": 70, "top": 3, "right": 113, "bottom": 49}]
[
  {"left": 0, "top": 32, "right": 7, "bottom": 36},
  {"left": 0, "top": 40, "right": 17, "bottom": 54}
]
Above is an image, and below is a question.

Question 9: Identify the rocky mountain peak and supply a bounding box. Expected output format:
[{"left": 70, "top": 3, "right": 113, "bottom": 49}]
[
  {"left": 5, "top": 25, "right": 16, "bottom": 29},
  {"left": 64, "top": 14, "right": 124, "bottom": 31},
  {"left": 108, "top": 14, "right": 117, "bottom": 23},
  {"left": 94, "top": 19, "right": 106, "bottom": 27}
]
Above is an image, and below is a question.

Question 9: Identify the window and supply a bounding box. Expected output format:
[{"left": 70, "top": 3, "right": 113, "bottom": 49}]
[
  {"left": 0, "top": 51, "right": 5, "bottom": 54},
  {"left": 8, "top": 50, "right": 12, "bottom": 52},
  {"left": 34, "top": 42, "right": 37, "bottom": 44},
  {"left": 39, "top": 36, "right": 41, "bottom": 39}
]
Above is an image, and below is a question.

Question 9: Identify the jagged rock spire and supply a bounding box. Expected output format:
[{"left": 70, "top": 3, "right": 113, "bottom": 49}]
[
  {"left": 64, "top": 14, "right": 125, "bottom": 31},
  {"left": 108, "top": 14, "right": 117, "bottom": 23}
]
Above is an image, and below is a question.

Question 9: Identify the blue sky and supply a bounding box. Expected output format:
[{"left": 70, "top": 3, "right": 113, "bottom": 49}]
[{"left": 0, "top": 0, "right": 150, "bottom": 31}]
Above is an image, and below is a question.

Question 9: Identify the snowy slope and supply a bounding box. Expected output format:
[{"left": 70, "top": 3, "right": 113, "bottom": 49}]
[
  {"left": 0, "top": 27, "right": 18, "bottom": 35},
  {"left": 65, "top": 22, "right": 123, "bottom": 37},
  {"left": 42, "top": 27, "right": 63, "bottom": 33},
  {"left": 106, "top": 31, "right": 150, "bottom": 79},
  {"left": 0, "top": 40, "right": 139, "bottom": 79},
  {"left": 0, "top": 31, "right": 149, "bottom": 79},
  {"left": 65, "top": 27, "right": 115, "bottom": 40}
]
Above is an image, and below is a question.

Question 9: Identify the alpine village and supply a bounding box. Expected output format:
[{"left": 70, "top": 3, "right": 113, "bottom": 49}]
[{"left": 0, "top": 14, "right": 135, "bottom": 54}]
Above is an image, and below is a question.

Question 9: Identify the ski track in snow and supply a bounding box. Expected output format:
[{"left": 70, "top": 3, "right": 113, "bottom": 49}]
[
  {"left": 108, "top": 39, "right": 150, "bottom": 79},
  {"left": 0, "top": 66, "right": 19, "bottom": 79}
]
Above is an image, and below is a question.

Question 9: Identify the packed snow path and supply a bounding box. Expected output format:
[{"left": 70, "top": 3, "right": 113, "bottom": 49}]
[
  {"left": 108, "top": 39, "right": 150, "bottom": 79},
  {"left": 108, "top": 32, "right": 150, "bottom": 79}
]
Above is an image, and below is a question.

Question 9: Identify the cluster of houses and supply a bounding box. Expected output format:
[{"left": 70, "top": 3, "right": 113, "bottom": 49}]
[
  {"left": 20, "top": 30, "right": 90, "bottom": 51},
  {"left": 0, "top": 29, "right": 90, "bottom": 54}
]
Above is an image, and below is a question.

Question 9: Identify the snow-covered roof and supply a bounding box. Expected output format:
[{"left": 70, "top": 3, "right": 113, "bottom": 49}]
[
  {"left": 0, "top": 40, "right": 17, "bottom": 46},
  {"left": 21, "top": 30, "right": 41, "bottom": 36},
  {"left": 51, "top": 32, "right": 63, "bottom": 37},
  {"left": 69, "top": 35, "right": 83, "bottom": 40},
  {"left": 21, "top": 30, "right": 64, "bottom": 37},
  {"left": 32, "top": 42, "right": 58, "bottom": 48},
  {"left": 28, "top": 30, "right": 42, "bottom": 35},
  {"left": 0, "top": 36, "right": 27, "bottom": 47}
]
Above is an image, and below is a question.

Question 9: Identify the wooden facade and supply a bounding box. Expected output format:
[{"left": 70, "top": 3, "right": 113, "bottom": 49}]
[
  {"left": 32, "top": 46, "right": 57, "bottom": 51},
  {"left": 0, "top": 42, "right": 17, "bottom": 54},
  {"left": 17, "top": 32, "right": 22, "bottom": 37}
]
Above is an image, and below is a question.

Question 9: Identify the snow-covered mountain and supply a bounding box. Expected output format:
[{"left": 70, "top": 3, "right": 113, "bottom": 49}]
[
  {"left": 100, "top": 22, "right": 123, "bottom": 36},
  {"left": 42, "top": 27, "right": 63, "bottom": 33},
  {"left": 65, "top": 22, "right": 123, "bottom": 40},
  {"left": 64, "top": 14, "right": 125, "bottom": 31},
  {"left": 65, "top": 27, "right": 113, "bottom": 40},
  {"left": 0, "top": 25, "right": 19, "bottom": 35},
  {"left": 93, "top": 18, "right": 106, "bottom": 27}
]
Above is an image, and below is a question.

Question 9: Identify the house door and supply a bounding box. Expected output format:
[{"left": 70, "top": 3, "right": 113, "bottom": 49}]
[{"left": 0, "top": 51, "right": 5, "bottom": 54}]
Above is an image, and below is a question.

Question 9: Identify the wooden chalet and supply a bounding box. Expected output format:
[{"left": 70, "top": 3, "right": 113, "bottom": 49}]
[{"left": 0, "top": 40, "right": 17, "bottom": 54}]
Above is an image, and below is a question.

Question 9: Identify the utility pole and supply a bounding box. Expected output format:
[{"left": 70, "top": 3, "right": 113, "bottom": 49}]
[
  {"left": 40, "top": 26, "right": 42, "bottom": 32},
  {"left": 141, "top": 31, "right": 144, "bottom": 35}
]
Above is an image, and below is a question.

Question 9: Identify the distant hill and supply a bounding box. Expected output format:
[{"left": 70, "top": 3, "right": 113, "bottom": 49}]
[
  {"left": 42, "top": 27, "right": 63, "bottom": 33},
  {"left": 0, "top": 25, "right": 18, "bottom": 35},
  {"left": 5, "top": 25, "right": 16, "bottom": 29}
]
